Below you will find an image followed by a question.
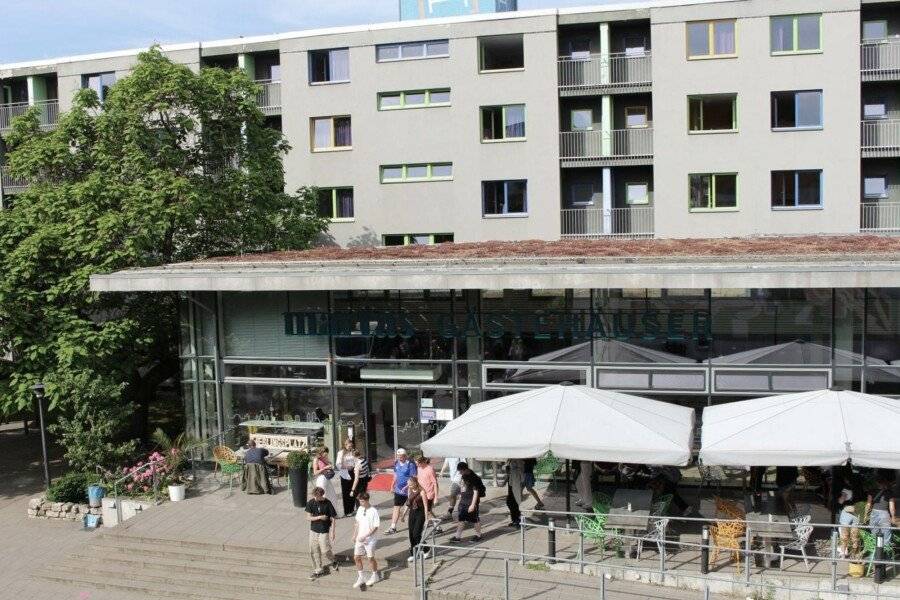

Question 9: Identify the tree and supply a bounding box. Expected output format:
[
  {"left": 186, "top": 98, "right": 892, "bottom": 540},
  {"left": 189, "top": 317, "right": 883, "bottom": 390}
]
[{"left": 0, "top": 47, "right": 328, "bottom": 452}]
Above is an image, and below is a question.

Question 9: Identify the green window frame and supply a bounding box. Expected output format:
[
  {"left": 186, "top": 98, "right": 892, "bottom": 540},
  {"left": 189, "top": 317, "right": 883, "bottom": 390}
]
[
  {"left": 688, "top": 173, "right": 738, "bottom": 211},
  {"left": 770, "top": 14, "right": 822, "bottom": 54},
  {"left": 383, "top": 233, "right": 454, "bottom": 246},
  {"left": 380, "top": 163, "right": 453, "bottom": 183},
  {"left": 378, "top": 88, "right": 451, "bottom": 110},
  {"left": 688, "top": 94, "right": 738, "bottom": 132},
  {"left": 316, "top": 187, "right": 354, "bottom": 220},
  {"left": 686, "top": 19, "right": 736, "bottom": 59},
  {"left": 481, "top": 104, "right": 526, "bottom": 141}
]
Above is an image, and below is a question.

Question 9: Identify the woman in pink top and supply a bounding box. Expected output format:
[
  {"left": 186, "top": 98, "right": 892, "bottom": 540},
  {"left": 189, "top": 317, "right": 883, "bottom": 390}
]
[{"left": 415, "top": 456, "right": 439, "bottom": 520}]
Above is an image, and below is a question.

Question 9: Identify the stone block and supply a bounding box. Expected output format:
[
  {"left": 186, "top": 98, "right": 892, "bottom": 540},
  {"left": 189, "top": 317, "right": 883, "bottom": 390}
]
[
  {"left": 62, "top": 502, "right": 73, "bottom": 512},
  {"left": 89, "top": 507, "right": 101, "bottom": 515},
  {"left": 51, "top": 502, "right": 63, "bottom": 512},
  {"left": 27, "top": 509, "right": 37, "bottom": 517},
  {"left": 28, "top": 498, "right": 43, "bottom": 510},
  {"left": 79, "top": 504, "right": 89, "bottom": 513}
]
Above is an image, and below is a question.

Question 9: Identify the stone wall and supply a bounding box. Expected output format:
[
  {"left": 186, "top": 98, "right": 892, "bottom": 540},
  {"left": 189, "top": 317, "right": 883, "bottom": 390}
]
[{"left": 27, "top": 497, "right": 101, "bottom": 524}]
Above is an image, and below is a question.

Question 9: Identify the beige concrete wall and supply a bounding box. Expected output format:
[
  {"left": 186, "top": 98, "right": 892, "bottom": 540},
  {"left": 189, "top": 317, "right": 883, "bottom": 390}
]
[
  {"left": 279, "top": 14, "right": 561, "bottom": 246},
  {"left": 650, "top": 0, "right": 862, "bottom": 238}
]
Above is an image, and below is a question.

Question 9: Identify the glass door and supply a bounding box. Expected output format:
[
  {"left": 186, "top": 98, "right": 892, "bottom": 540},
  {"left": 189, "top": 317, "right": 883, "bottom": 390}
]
[
  {"left": 394, "top": 389, "right": 422, "bottom": 457},
  {"left": 365, "top": 388, "right": 396, "bottom": 470}
]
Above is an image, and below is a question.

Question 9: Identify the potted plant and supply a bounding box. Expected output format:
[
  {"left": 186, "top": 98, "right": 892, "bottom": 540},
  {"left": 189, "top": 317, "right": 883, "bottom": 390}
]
[
  {"left": 287, "top": 450, "right": 310, "bottom": 508},
  {"left": 152, "top": 428, "right": 200, "bottom": 502},
  {"left": 847, "top": 500, "right": 869, "bottom": 578}
]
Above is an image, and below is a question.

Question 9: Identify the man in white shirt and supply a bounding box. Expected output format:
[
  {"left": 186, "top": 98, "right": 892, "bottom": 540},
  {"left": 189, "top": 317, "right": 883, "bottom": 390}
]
[
  {"left": 439, "top": 456, "right": 464, "bottom": 518},
  {"left": 352, "top": 492, "right": 380, "bottom": 588}
]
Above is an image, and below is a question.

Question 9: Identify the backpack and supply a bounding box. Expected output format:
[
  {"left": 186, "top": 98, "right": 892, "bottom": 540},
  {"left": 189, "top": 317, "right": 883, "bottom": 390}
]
[{"left": 474, "top": 475, "right": 487, "bottom": 498}]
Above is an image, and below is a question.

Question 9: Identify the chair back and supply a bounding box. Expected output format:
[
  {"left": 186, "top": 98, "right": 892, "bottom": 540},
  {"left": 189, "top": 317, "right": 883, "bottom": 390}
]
[
  {"left": 794, "top": 524, "right": 814, "bottom": 545},
  {"left": 790, "top": 514, "right": 811, "bottom": 526},
  {"left": 213, "top": 445, "right": 237, "bottom": 464}
]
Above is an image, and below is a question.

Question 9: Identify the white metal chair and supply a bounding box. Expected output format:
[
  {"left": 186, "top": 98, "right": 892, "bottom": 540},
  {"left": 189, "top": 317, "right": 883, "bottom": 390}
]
[
  {"left": 637, "top": 517, "right": 669, "bottom": 560},
  {"left": 779, "top": 524, "right": 814, "bottom": 571}
]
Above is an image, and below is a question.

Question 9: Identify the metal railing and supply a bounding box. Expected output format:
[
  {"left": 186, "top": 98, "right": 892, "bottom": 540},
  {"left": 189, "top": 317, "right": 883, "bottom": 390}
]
[
  {"left": 0, "top": 99, "right": 59, "bottom": 132},
  {"left": 414, "top": 508, "right": 900, "bottom": 600},
  {"left": 560, "top": 128, "right": 653, "bottom": 160},
  {"left": 861, "top": 201, "right": 900, "bottom": 233},
  {"left": 862, "top": 120, "right": 900, "bottom": 155},
  {"left": 861, "top": 39, "right": 900, "bottom": 77},
  {"left": 110, "top": 456, "right": 166, "bottom": 526},
  {"left": 558, "top": 52, "right": 652, "bottom": 90},
  {"left": 254, "top": 80, "right": 281, "bottom": 115},
  {"left": 0, "top": 166, "right": 28, "bottom": 193},
  {"left": 561, "top": 206, "right": 654, "bottom": 239}
]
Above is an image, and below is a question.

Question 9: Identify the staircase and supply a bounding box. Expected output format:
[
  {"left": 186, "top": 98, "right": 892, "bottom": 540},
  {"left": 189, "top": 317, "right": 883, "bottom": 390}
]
[{"left": 34, "top": 531, "right": 422, "bottom": 600}]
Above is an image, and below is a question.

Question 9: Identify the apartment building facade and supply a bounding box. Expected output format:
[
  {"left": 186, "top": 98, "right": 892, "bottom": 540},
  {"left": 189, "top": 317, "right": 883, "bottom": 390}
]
[{"left": 2, "top": 0, "right": 899, "bottom": 240}]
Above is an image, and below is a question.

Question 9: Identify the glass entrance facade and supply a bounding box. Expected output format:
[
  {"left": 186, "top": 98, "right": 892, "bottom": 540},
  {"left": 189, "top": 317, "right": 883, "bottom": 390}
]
[{"left": 179, "top": 287, "right": 900, "bottom": 461}]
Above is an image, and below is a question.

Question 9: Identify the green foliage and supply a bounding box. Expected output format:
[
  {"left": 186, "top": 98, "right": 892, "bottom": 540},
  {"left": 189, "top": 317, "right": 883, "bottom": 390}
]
[
  {"left": 46, "top": 372, "right": 138, "bottom": 473},
  {"left": 0, "top": 47, "right": 328, "bottom": 441},
  {"left": 46, "top": 471, "right": 102, "bottom": 504},
  {"left": 151, "top": 427, "right": 201, "bottom": 483},
  {"left": 286, "top": 450, "right": 310, "bottom": 470}
]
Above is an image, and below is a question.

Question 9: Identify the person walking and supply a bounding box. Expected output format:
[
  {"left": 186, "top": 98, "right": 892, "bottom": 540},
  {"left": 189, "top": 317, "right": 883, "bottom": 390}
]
[
  {"left": 506, "top": 459, "right": 524, "bottom": 528},
  {"left": 523, "top": 458, "right": 544, "bottom": 510},
  {"left": 866, "top": 474, "right": 897, "bottom": 542},
  {"left": 352, "top": 492, "right": 381, "bottom": 589},
  {"left": 451, "top": 463, "right": 485, "bottom": 543},
  {"left": 350, "top": 448, "right": 370, "bottom": 507},
  {"left": 336, "top": 439, "right": 358, "bottom": 517},
  {"left": 440, "top": 456, "right": 464, "bottom": 519},
  {"left": 415, "top": 455, "right": 440, "bottom": 520},
  {"left": 388, "top": 448, "right": 417, "bottom": 534},
  {"left": 312, "top": 446, "right": 340, "bottom": 509},
  {"left": 305, "top": 487, "right": 338, "bottom": 580},
  {"left": 401, "top": 476, "right": 430, "bottom": 562}
]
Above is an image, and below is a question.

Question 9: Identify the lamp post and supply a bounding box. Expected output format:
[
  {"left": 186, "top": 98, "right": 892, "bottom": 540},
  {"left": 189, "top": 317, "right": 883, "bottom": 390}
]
[{"left": 32, "top": 383, "right": 50, "bottom": 490}]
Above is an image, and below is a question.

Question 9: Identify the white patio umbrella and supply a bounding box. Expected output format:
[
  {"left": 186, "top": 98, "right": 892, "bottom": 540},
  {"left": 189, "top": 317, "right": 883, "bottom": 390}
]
[
  {"left": 421, "top": 385, "right": 695, "bottom": 465},
  {"left": 700, "top": 389, "right": 900, "bottom": 468}
]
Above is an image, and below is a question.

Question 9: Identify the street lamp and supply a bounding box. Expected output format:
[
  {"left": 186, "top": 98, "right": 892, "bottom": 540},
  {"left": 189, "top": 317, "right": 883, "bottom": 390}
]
[{"left": 32, "top": 383, "right": 50, "bottom": 490}]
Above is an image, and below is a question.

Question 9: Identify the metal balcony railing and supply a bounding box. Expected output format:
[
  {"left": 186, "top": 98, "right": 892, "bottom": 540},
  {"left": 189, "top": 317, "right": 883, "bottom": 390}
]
[
  {"left": 558, "top": 52, "right": 652, "bottom": 90},
  {"left": 860, "top": 39, "right": 900, "bottom": 78},
  {"left": 254, "top": 80, "right": 281, "bottom": 115},
  {"left": 559, "top": 128, "right": 653, "bottom": 160},
  {"left": 0, "top": 100, "right": 59, "bottom": 133},
  {"left": 861, "top": 119, "right": 900, "bottom": 156},
  {"left": 0, "top": 166, "right": 28, "bottom": 194},
  {"left": 860, "top": 201, "right": 900, "bottom": 233},
  {"left": 560, "top": 206, "right": 654, "bottom": 239}
]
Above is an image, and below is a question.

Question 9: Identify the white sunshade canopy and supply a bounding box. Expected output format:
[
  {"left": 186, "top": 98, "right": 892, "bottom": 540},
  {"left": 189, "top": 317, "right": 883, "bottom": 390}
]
[
  {"left": 700, "top": 389, "right": 900, "bottom": 468},
  {"left": 420, "top": 385, "right": 695, "bottom": 465}
]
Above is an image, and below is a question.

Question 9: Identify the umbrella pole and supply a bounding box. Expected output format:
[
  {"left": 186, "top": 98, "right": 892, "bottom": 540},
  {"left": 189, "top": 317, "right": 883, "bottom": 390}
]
[{"left": 565, "top": 460, "right": 571, "bottom": 517}]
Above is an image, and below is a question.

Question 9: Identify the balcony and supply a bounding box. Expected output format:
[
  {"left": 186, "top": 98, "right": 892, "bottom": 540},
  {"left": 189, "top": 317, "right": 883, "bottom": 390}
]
[
  {"left": 255, "top": 80, "right": 281, "bottom": 116},
  {"left": 861, "top": 119, "right": 900, "bottom": 158},
  {"left": 0, "top": 166, "right": 28, "bottom": 195},
  {"left": 558, "top": 52, "right": 652, "bottom": 96},
  {"left": 861, "top": 202, "right": 900, "bottom": 233},
  {"left": 559, "top": 128, "right": 653, "bottom": 167},
  {"left": 0, "top": 100, "right": 59, "bottom": 134},
  {"left": 861, "top": 40, "right": 900, "bottom": 81},
  {"left": 561, "top": 206, "right": 654, "bottom": 239}
]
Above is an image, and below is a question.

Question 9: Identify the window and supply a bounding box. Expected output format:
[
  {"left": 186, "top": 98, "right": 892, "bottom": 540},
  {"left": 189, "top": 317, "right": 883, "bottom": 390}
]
[
  {"left": 864, "top": 176, "right": 888, "bottom": 199},
  {"left": 376, "top": 40, "right": 449, "bottom": 62},
  {"left": 688, "top": 94, "right": 737, "bottom": 132},
  {"left": 687, "top": 20, "right": 736, "bottom": 58},
  {"left": 309, "top": 48, "right": 350, "bottom": 83},
  {"left": 864, "top": 102, "right": 887, "bottom": 120},
  {"left": 771, "top": 90, "right": 822, "bottom": 129},
  {"left": 82, "top": 72, "right": 117, "bottom": 102},
  {"left": 771, "top": 170, "right": 822, "bottom": 208},
  {"left": 311, "top": 116, "right": 352, "bottom": 151},
  {"left": 317, "top": 188, "right": 354, "bottom": 220},
  {"left": 570, "top": 183, "right": 596, "bottom": 205},
  {"left": 567, "top": 38, "right": 591, "bottom": 60},
  {"left": 378, "top": 89, "right": 450, "bottom": 110},
  {"left": 623, "top": 35, "right": 648, "bottom": 56},
  {"left": 481, "top": 105, "right": 526, "bottom": 141},
  {"left": 483, "top": 180, "right": 527, "bottom": 216},
  {"left": 570, "top": 109, "right": 593, "bottom": 131},
  {"left": 383, "top": 233, "right": 453, "bottom": 246},
  {"left": 625, "top": 107, "right": 648, "bottom": 128},
  {"left": 380, "top": 163, "right": 453, "bottom": 183},
  {"left": 771, "top": 14, "right": 821, "bottom": 54},
  {"left": 689, "top": 173, "right": 737, "bottom": 211},
  {"left": 626, "top": 182, "right": 650, "bottom": 205},
  {"left": 863, "top": 20, "right": 888, "bottom": 42},
  {"left": 479, "top": 35, "right": 524, "bottom": 72}
]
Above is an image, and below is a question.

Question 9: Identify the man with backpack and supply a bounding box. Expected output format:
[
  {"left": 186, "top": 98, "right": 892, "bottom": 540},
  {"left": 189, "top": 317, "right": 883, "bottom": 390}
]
[
  {"left": 450, "top": 462, "right": 485, "bottom": 543},
  {"left": 305, "top": 487, "right": 338, "bottom": 580}
]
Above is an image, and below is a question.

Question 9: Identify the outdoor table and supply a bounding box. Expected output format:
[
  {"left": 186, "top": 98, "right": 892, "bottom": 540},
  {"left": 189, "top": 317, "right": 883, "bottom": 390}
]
[
  {"left": 606, "top": 489, "right": 652, "bottom": 557},
  {"left": 746, "top": 512, "right": 795, "bottom": 568}
]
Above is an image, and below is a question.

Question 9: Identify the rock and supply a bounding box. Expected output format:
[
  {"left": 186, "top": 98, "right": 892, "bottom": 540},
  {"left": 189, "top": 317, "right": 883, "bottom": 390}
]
[
  {"left": 62, "top": 502, "right": 73, "bottom": 512},
  {"left": 79, "top": 504, "right": 89, "bottom": 514},
  {"left": 28, "top": 498, "right": 42, "bottom": 510},
  {"left": 89, "top": 508, "right": 101, "bottom": 515},
  {"left": 27, "top": 509, "right": 37, "bottom": 517},
  {"left": 51, "top": 502, "right": 63, "bottom": 512}
]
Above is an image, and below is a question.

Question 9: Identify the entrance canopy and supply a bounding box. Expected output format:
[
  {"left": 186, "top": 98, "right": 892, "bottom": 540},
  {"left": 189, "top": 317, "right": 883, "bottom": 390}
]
[
  {"left": 420, "top": 385, "right": 695, "bottom": 465},
  {"left": 700, "top": 389, "right": 900, "bottom": 468}
]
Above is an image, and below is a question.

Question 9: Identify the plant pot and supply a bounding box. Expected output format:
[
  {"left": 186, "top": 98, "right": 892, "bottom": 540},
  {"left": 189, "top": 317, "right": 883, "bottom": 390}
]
[
  {"left": 168, "top": 484, "right": 186, "bottom": 502},
  {"left": 289, "top": 467, "right": 308, "bottom": 508},
  {"left": 87, "top": 484, "right": 105, "bottom": 508},
  {"left": 848, "top": 562, "right": 865, "bottom": 578}
]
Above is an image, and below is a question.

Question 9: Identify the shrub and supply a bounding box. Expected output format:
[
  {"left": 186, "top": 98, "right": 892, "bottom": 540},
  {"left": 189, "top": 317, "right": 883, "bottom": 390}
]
[
  {"left": 46, "top": 472, "right": 102, "bottom": 503},
  {"left": 286, "top": 450, "right": 310, "bottom": 470}
]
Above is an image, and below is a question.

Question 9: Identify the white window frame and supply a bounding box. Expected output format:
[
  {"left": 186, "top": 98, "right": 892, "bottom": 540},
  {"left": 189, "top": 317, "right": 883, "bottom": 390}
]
[
  {"left": 863, "top": 101, "right": 887, "bottom": 120},
  {"left": 771, "top": 90, "right": 823, "bottom": 131},
  {"left": 222, "top": 359, "right": 331, "bottom": 386},
  {"left": 375, "top": 39, "right": 450, "bottom": 63},
  {"left": 570, "top": 183, "right": 596, "bottom": 206},
  {"left": 864, "top": 175, "right": 888, "bottom": 199},
  {"left": 771, "top": 169, "right": 824, "bottom": 210},
  {"left": 625, "top": 106, "right": 649, "bottom": 129},
  {"left": 482, "top": 179, "right": 528, "bottom": 217},
  {"left": 378, "top": 89, "right": 451, "bottom": 111},
  {"left": 480, "top": 104, "right": 527, "bottom": 142},
  {"left": 570, "top": 109, "right": 594, "bottom": 131},
  {"left": 380, "top": 163, "right": 453, "bottom": 183},
  {"left": 862, "top": 20, "right": 888, "bottom": 42},
  {"left": 625, "top": 182, "right": 650, "bottom": 205}
]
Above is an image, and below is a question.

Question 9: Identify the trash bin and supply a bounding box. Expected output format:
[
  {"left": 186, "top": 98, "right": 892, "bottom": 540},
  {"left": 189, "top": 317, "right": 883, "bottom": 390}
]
[{"left": 88, "top": 485, "right": 105, "bottom": 508}]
